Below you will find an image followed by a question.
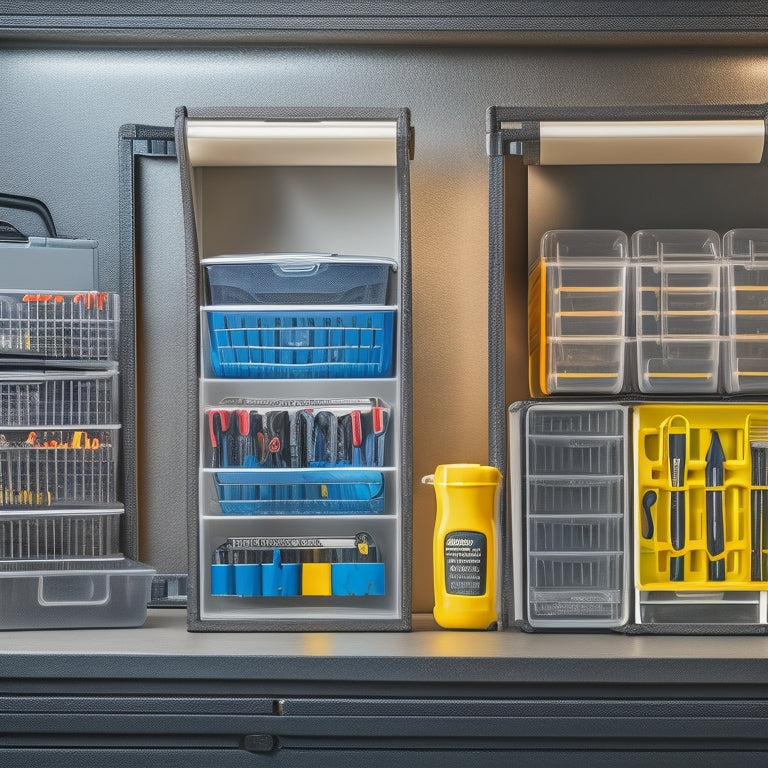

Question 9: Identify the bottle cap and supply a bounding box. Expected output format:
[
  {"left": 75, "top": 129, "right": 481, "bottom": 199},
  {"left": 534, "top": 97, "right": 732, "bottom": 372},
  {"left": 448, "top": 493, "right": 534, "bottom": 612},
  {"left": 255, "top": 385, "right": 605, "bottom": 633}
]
[{"left": 423, "top": 463, "right": 502, "bottom": 487}]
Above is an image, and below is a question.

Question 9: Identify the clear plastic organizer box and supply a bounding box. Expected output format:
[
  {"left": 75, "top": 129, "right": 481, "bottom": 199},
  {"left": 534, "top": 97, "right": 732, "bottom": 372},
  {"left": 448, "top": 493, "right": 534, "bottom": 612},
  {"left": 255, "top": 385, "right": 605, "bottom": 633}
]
[
  {"left": 634, "top": 229, "right": 722, "bottom": 394},
  {"left": 517, "top": 403, "right": 629, "bottom": 628},
  {"left": 0, "top": 369, "right": 118, "bottom": 426},
  {"left": 0, "top": 428, "right": 119, "bottom": 508},
  {"left": 724, "top": 229, "right": 768, "bottom": 394},
  {"left": 0, "top": 558, "right": 154, "bottom": 630},
  {"left": 0, "top": 291, "right": 119, "bottom": 362},
  {"left": 536, "top": 230, "right": 629, "bottom": 395},
  {"left": 0, "top": 508, "right": 122, "bottom": 560},
  {"left": 536, "top": 228, "right": 768, "bottom": 396}
]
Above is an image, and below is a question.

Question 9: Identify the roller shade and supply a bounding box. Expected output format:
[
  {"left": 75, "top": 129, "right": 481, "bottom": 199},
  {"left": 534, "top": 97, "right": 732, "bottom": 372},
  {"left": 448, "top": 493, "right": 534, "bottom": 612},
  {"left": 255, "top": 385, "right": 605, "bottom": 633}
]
[
  {"left": 186, "top": 119, "right": 398, "bottom": 167},
  {"left": 538, "top": 119, "right": 765, "bottom": 165}
]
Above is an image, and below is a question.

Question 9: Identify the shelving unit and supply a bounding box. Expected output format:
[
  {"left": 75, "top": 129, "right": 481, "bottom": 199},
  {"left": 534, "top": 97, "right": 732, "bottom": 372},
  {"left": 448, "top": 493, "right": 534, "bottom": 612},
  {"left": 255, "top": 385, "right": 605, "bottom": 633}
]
[
  {"left": 176, "top": 107, "right": 413, "bottom": 631},
  {"left": 489, "top": 105, "right": 768, "bottom": 633}
]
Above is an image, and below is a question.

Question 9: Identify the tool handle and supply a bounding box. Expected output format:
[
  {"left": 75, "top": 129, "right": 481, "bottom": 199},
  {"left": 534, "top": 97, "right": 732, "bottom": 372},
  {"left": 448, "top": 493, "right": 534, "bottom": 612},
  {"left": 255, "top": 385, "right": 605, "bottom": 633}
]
[
  {"left": 706, "top": 489, "right": 725, "bottom": 581},
  {"left": 752, "top": 487, "right": 763, "bottom": 580},
  {"left": 670, "top": 490, "right": 685, "bottom": 582}
]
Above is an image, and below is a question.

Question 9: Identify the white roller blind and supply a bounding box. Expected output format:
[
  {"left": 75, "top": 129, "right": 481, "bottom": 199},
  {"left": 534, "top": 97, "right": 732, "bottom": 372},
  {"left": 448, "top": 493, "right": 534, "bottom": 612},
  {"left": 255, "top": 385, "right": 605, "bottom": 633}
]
[
  {"left": 538, "top": 120, "right": 765, "bottom": 165},
  {"left": 186, "top": 120, "right": 398, "bottom": 167}
]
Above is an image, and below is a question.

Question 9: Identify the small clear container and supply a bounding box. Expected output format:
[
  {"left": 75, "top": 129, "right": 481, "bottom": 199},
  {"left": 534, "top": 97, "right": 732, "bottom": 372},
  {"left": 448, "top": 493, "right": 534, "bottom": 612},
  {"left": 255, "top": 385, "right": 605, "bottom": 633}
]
[
  {"left": 527, "top": 477, "right": 624, "bottom": 516},
  {"left": 633, "top": 229, "right": 721, "bottom": 394},
  {"left": 540, "top": 230, "right": 629, "bottom": 395},
  {"left": 528, "top": 552, "right": 624, "bottom": 590},
  {"left": 528, "top": 515, "right": 623, "bottom": 553},
  {"left": 527, "top": 436, "right": 623, "bottom": 477},
  {"left": 723, "top": 229, "right": 768, "bottom": 393}
]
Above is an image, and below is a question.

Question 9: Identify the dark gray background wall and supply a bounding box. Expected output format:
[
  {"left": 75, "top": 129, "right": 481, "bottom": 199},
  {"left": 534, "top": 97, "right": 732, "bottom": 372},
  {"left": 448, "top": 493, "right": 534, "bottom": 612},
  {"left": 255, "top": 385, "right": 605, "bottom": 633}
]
[{"left": 3, "top": 41, "right": 768, "bottom": 610}]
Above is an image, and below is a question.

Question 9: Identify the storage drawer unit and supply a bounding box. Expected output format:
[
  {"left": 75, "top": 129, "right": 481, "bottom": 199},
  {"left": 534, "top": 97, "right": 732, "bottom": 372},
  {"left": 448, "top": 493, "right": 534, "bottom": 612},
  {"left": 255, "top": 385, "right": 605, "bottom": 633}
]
[
  {"left": 177, "top": 108, "right": 413, "bottom": 631},
  {"left": 510, "top": 401, "right": 768, "bottom": 633}
]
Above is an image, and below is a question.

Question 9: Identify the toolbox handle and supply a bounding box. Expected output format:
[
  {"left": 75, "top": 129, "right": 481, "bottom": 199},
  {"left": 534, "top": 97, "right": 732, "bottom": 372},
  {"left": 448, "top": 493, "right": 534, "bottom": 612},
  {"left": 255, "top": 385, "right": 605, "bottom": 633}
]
[
  {"left": 37, "top": 574, "right": 111, "bottom": 607},
  {"left": 0, "top": 193, "right": 57, "bottom": 238}
]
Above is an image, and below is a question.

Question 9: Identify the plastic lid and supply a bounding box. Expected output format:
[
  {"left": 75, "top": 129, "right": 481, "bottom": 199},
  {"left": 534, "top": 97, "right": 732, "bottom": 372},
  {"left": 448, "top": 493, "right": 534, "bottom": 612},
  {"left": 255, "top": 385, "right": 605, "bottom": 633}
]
[
  {"left": 540, "top": 230, "right": 628, "bottom": 262},
  {"left": 631, "top": 229, "right": 721, "bottom": 261},
  {"left": 422, "top": 464, "right": 502, "bottom": 486}
]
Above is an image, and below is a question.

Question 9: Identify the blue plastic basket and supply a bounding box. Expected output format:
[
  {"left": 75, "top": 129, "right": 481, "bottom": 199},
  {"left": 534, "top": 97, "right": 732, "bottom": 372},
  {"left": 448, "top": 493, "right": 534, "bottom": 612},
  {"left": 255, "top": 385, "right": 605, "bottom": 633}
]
[
  {"left": 214, "top": 469, "right": 386, "bottom": 515},
  {"left": 207, "top": 309, "right": 395, "bottom": 379}
]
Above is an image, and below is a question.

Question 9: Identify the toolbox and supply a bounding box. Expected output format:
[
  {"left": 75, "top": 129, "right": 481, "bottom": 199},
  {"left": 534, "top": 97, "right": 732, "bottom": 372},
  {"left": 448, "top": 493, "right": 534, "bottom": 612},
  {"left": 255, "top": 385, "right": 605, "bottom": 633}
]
[
  {"left": 0, "top": 194, "right": 99, "bottom": 292},
  {"left": 174, "top": 107, "right": 413, "bottom": 631},
  {"left": 488, "top": 103, "right": 768, "bottom": 633}
]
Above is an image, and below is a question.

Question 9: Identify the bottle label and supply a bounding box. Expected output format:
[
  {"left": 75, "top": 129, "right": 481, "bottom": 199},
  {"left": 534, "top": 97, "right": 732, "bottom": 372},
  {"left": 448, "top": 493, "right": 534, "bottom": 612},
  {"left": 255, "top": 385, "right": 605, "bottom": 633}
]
[{"left": 444, "top": 531, "right": 486, "bottom": 596}]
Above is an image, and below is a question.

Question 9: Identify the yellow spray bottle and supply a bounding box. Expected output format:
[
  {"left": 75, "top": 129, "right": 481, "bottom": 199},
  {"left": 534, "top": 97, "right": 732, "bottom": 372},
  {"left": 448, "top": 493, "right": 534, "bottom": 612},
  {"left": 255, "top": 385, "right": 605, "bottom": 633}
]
[{"left": 423, "top": 463, "right": 502, "bottom": 629}]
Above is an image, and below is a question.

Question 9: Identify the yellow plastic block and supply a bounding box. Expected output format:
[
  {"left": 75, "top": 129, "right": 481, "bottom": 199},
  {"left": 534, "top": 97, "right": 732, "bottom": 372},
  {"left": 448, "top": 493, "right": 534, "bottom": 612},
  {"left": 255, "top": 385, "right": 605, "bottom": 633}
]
[
  {"left": 634, "top": 403, "right": 768, "bottom": 591},
  {"left": 301, "top": 562, "right": 332, "bottom": 596}
]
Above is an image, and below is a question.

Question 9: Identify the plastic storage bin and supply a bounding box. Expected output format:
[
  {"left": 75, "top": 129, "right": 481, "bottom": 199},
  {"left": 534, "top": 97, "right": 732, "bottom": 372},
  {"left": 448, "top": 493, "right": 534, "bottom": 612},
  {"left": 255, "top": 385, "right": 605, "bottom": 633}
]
[
  {"left": 533, "top": 230, "right": 629, "bottom": 395},
  {"left": 0, "top": 291, "right": 119, "bottom": 362},
  {"left": 0, "top": 508, "right": 122, "bottom": 560},
  {"left": 203, "top": 254, "right": 396, "bottom": 306},
  {"left": 211, "top": 469, "right": 386, "bottom": 515},
  {"left": 723, "top": 229, "right": 768, "bottom": 394},
  {"left": 205, "top": 308, "right": 396, "bottom": 379},
  {"left": 0, "top": 428, "right": 119, "bottom": 508},
  {"left": 509, "top": 400, "right": 768, "bottom": 632},
  {"left": 0, "top": 369, "right": 118, "bottom": 426},
  {"left": 633, "top": 230, "right": 722, "bottom": 394},
  {"left": 0, "top": 558, "right": 154, "bottom": 630}
]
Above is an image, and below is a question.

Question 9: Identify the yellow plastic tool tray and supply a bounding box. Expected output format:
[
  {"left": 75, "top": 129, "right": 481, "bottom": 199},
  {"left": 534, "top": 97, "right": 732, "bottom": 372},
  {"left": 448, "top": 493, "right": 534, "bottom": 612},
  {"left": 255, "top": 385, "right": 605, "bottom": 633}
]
[{"left": 635, "top": 403, "right": 768, "bottom": 591}]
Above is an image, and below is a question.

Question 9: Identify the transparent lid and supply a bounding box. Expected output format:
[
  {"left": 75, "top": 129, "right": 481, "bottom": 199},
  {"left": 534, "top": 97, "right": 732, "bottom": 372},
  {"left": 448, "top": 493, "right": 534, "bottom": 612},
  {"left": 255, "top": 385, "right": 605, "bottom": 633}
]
[
  {"left": 632, "top": 229, "right": 721, "bottom": 261},
  {"left": 540, "top": 230, "right": 628, "bottom": 263},
  {"left": 723, "top": 229, "right": 768, "bottom": 262},
  {"left": 201, "top": 253, "right": 398, "bottom": 270}
]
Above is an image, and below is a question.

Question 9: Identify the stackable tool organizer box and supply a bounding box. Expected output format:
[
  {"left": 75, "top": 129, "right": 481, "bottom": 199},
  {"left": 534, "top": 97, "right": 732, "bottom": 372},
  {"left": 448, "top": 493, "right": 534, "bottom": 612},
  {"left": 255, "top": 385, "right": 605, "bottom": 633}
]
[
  {"left": 176, "top": 108, "right": 413, "bottom": 631},
  {"left": 0, "top": 196, "right": 154, "bottom": 630},
  {"left": 487, "top": 103, "right": 768, "bottom": 634}
]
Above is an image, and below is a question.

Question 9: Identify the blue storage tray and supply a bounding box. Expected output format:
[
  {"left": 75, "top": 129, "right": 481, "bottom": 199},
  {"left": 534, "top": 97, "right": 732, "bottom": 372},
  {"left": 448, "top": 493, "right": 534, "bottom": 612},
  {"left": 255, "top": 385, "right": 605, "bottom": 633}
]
[
  {"left": 207, "top": 309, "right": 395, "bottom": 379},
  {"left": 213, "top": 468, "right": 386, "bottom": 515}
]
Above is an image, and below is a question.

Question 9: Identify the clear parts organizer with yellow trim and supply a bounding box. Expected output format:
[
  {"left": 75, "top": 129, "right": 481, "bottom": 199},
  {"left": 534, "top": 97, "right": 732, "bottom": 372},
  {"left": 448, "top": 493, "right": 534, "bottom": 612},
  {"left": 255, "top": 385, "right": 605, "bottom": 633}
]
[
  {"left": 509, "top": 401, "right": 768, "bottom": 633},
  {"left": 512, "top": 225, "right": 768, "bottom": 633},
  {"left": 529, "top": 228, "right": 768, "bottom": 398}
]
